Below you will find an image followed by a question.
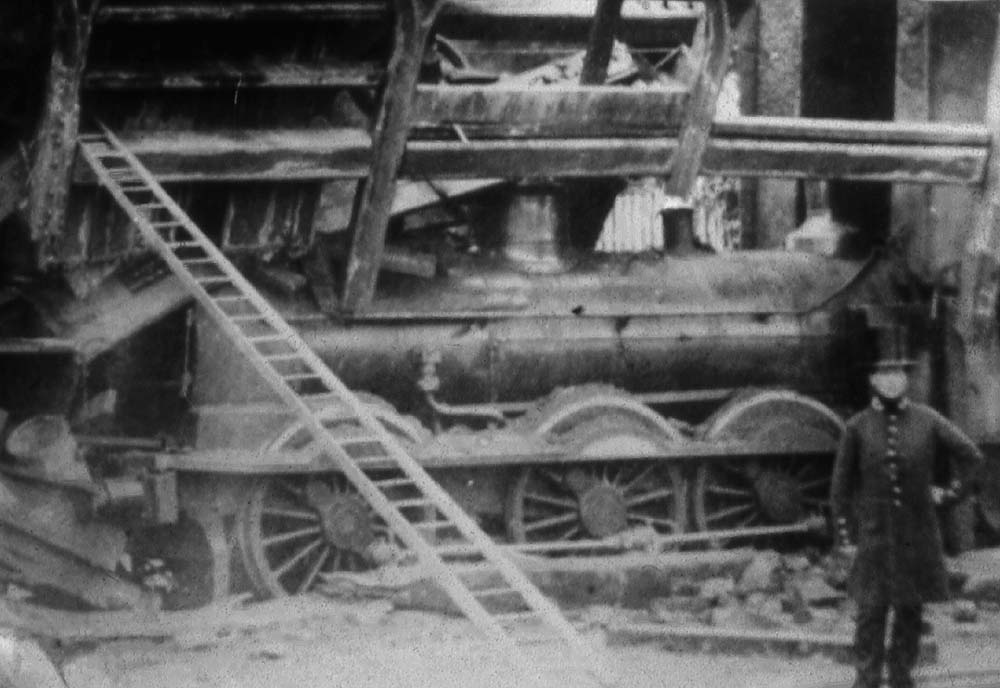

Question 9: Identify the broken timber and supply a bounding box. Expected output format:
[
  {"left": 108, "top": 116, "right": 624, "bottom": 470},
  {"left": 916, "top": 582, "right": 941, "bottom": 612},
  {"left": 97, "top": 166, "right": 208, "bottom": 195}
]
[
  {"left": 341, "top": 0, "right": 445, "bottom": 314},
  {"left": 71, "top": 118, "right": 990, "bottom": 186}
]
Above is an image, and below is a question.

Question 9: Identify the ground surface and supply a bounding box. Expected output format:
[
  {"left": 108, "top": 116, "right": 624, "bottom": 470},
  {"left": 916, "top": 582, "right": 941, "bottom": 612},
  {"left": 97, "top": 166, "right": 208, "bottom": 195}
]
[{"left": 55, "top": 597, "right": 1000, "bottom": 688}]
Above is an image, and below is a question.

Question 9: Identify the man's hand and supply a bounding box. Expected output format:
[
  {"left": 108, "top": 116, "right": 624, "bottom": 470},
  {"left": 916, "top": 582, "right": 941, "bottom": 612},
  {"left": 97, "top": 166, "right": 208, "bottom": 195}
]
[
  {"left": 836, "top": 543, "right": 857, "bottom": 561},
  {"left": 825, "top": 543, "right": 856, "bottom": 588},
  {"left": 931, "top": 485, "right": 958, "bottom": 507}
]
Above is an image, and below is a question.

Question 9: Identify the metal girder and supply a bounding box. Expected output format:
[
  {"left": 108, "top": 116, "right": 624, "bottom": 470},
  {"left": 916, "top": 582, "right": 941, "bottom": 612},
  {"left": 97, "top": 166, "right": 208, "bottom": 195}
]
[
  {"left": 341, "top": 0, "right": 445, "bottom": 314},
  {"left": 75, "top": 119, "right": 990, "bottom": 185}
]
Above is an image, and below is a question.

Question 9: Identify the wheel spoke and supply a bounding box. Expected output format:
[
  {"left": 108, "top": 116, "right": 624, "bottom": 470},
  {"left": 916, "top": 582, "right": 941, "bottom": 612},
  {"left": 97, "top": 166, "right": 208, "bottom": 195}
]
[
  {"left": 559, "top": 525, "right": 582, "bottom": 540},
  {"left": 706, "top": 485, "right": 754, "bottom": 498},
  {"left": 263, "top": 506, "right": 318, "bottom": 521},
  {"left": 524, "top": 492, "right": 578, "bottom": 510},
  {"left": 275, "top": 479, "right": 305, "bottom": 500},
  {"left": 627, "top": 514, "right": 677, "bottom": 531},
  {"left": 621, "top": 464, "right": 656, "bottom": 493},
  {"left": 800, "top": 477, "right": 830, "bottom": 491},
  {"left": 297, "top": 545, "right": 331, "bottom": 594},
  {"left": 524, "top": 512, "right": 579, "bottom": 533},
  {"left": 706, "top": 502, "right": 755, "bottom": 523},
  {"left": 262, "top": 525, "right": 322, "bottom": 547},
  {"left": 275, "top": 538, "right": 324, "bottom": 579},
  {"left": 537, "top": 469, "right": 567, "bottom": 489},
  {"left": 626, "top": 487, "right": 675, "bottom": 507}
]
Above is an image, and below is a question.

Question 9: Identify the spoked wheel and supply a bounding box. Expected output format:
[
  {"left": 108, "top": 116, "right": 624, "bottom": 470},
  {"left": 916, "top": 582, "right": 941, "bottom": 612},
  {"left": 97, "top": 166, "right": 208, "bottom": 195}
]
[
  {"left": 692, "top": 390, "right": 843, "bottom": 546},
  {"left": 239, "top": 395, "right": 425, "bottom": 598},
  {"left": 506, "top": 416, "right": 687, "bottom": 547},
  {"left": 237, "top": 474, "right": 398, "bottom": 598}
]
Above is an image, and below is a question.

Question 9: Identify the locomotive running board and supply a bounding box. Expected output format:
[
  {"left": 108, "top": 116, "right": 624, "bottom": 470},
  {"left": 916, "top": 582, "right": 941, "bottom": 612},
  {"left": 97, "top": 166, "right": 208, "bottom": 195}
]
[{"left": 77, "top": 125, "right": 610, "bottom": 687}]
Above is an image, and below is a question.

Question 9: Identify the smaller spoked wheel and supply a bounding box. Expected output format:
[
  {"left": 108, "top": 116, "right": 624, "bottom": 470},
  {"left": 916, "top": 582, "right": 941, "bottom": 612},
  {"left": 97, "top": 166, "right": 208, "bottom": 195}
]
[
  {"left": 507, "top": 416, "right": 687, "bottom": 547},
  {"left": 692, "top": 390, "right": 844, "bottom": 546},
  {"left": 694, "top": 455, "right": 834, "bottom": 531},
  {"left": 507, "top": 460, "right": 686, "bottom": 544},
  {"left": 237, "top": 474, "right": 399, "bottom": 598}
]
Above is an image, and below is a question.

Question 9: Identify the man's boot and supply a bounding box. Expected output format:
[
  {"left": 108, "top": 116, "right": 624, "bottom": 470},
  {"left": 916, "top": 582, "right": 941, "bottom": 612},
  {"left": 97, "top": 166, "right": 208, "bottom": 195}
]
[
  {"left": 853, "top": 604, "right": 888, "bottom": 688},
  {"left": 887, "top": 605, "right": 923, "bottom": 688}
]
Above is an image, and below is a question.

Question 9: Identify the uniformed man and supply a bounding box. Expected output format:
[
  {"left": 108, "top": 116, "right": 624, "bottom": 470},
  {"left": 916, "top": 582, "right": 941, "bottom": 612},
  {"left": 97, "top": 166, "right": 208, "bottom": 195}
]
[{"left": 830, "top": 358, "right": 984, "bottom": 688}]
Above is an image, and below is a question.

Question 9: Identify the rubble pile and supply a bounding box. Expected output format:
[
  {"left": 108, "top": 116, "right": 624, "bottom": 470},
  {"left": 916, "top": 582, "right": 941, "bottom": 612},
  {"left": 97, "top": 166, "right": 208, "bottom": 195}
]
[{"left": 643, "top": 551, "right": 854, "bottom": 637}]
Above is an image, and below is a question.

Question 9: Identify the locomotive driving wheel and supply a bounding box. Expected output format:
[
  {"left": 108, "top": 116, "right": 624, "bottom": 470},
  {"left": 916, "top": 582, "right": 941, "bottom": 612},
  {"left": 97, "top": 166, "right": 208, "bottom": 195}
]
[
  {"left": 237, "top": 474, "right": 396, "bottom": 597},
  {"left": 692, "top": 390, "right": 843, "bottom": 544},
  {"left": 238, "top": 396, "right": 426, "bottom": 598},
  {"left": 506, "top": 415, "right": 687, "bottom": 546}
]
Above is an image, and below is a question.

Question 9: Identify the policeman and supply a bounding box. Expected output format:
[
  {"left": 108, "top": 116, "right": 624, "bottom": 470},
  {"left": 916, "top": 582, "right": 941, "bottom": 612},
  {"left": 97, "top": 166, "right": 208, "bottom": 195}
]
[{"left": 830, "top": 358, "right": 984, "bottom": 688}]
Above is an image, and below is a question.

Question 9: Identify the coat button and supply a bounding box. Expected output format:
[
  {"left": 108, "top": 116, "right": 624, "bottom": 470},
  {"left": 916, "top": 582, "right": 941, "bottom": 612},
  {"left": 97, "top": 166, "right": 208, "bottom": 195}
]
[{"left": 894, "top": 500, "right": 902, "bottom": 507}]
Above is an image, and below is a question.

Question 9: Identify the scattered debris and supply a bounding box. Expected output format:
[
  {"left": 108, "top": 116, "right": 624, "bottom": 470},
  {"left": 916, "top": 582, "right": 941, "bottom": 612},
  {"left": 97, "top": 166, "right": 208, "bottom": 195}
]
[
  {"left": 790, "top": 575, "right": 843, "bottom": 608},
  {"left": 737, "top": 551, "right": 784, "bottom": 595},
  {"left": 605, "top": 621, "right": 938, "bottom": 664},
  {"left": 0, "top": 632, "right": 67, "bottom": 688},
  {"left": 952, "top": 600, "right": 980, "bottom": 624},
  {"left": 699, "top": 577, "right": 736, "bottom": 604},
  {"left": 951, "top": 548, "right": 1000, "bottom": 604}
]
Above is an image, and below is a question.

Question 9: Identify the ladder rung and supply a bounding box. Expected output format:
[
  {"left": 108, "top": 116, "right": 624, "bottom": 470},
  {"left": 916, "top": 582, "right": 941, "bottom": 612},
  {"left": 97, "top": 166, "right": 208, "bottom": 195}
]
[
  {"left": 282, "top": 373, "right": 322, "bottom": 382},
  {"left": 150, "top": 221, "right": 183, "bottom": 228},
  {"left": 231, "top": 314, "right": 266, "bottom": 322},
  {"left": 494, "top": 611, "right": 539, "bottom": 623},
  {"left": 134, "top": 203, "right": 166, "bottom": 209},
  {"left": 213, "top": 295, "right": 249, "bottom": 303},
  {"left": 391, "top": 498, "right": 431, "bottom": 509},
  {"left": 167, "top": 241, "right": 201, "bottom": 249},
  {"left": 249, "top": 335, "right": 288, "bottom": 344},
  {"left": 413, "top": 520, "right": 454, "bottom": 530},
  {"left": 197, "top": 276, "right": 231, "bottom": 285},
  {"left": 182, "top": 258, "right": 216, "bottom": 265},
  {"left": 472, "top": 586, "right": 518, "bottom": 599},
  {"left": 373, "top": 477, "right": 415, "bottom": 489}
]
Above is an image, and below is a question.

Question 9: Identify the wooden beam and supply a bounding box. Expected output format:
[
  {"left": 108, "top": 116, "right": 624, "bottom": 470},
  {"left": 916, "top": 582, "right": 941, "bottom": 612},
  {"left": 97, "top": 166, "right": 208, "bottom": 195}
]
[
  {"left": 341, "top": 0, "right": 444, "bottom": 314},
  {"left": 664, "top": 0, "right": 732, "bottom": 198},
  {"left": 84, "top": 61, "right": 382, "bottom": 90},
  {"left": 96, "top": 2, "right": 388, "bottom": 23},
  {"left": 77, "top": 121, "right": 989, "bottom": 185},
  {"left": 410, "top": 84, "right": 689, "bottom": 135},
  {"left": 0, "top": 152, "right": 26, "bottom": 222},
  {"left": 29, "top": 0, "right": 101, "bottom": 267},
  {"left": 95, "top": 1, "right": 701, "bottom": 49},
  {"left": 580, "top": 0, "right": 625, "bottom": 85},
  {"left": 955, "top": 5, "right": 1000, "bottom": 442}
]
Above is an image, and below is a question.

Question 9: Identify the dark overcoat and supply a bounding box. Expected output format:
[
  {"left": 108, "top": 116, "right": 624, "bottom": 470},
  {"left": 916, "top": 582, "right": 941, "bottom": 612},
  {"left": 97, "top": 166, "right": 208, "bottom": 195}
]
[{"left": 830, "top": 399, "right": 983, "bottom": 607}]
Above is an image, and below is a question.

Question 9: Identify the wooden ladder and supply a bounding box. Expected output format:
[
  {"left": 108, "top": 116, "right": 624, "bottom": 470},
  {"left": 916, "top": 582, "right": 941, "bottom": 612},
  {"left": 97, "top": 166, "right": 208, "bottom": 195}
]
[{"left": 77, "top": 125, "right": 610, "bottom": 688}]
